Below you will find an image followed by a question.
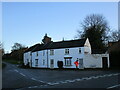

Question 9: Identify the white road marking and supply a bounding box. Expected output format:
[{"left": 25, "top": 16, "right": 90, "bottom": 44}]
[
  {"left": 107, "top": 74, "right": 113, "bottom": 77},
  {"left": 31, "top": 78, "right": 36, "bottom": 81},
  {"left": 20, "top": 73, "right": 26, "bottom": 77},
  {"left": 25, "top": 73, "right": 120, "bottom": 88},
  {"left": 65, "top": 80, "right": 72, "bottom": 82},
  {"left": 90, "top": 76, "right": 98, "bottom": 79},
  {"left": 38, "top": 80, "right": 45, "bottom": 83},
  {"left": 107, "top": 84, "right": 120, "bottom": 89},
  {"left": 75, "top": 79, "right": 82, "bottom": 81},
  {"left": 60, "top": 81, "right": 68, "bottom": 83},
  {"left": 68, "top": 80, "right": 76, "bottom": 82},
  {"left": 113, "top": 73, "right": 119, "bottom": 76},
  {"left": 28, "top": 87, "right": 32, "bottom": 88},
  {"left": 52, "top": 82, "right": 60, "bottom": 85},
  {"left": 32, "top": 86, "right": 38, "bottom": 88},
  {"left": 14, "top": 69, "right": 19, "bottom": 72}
]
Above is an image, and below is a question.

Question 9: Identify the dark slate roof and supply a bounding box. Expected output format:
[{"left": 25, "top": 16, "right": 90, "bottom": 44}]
[
  {"left": 24, "top": 44, "right": 40, "bottom": 53},
  {"left": 32, "top": 39, "right": 86, "bottom": 52}
]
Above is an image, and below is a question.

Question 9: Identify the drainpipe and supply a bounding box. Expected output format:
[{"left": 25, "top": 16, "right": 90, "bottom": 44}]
[{"left": 47, "top": 49, "right": 49, "bottom": 68}]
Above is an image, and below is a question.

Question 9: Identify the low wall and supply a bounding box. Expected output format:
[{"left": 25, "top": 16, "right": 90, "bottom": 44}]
[{"left": 84, "top": 54, "right": 109, "bottom": 68}]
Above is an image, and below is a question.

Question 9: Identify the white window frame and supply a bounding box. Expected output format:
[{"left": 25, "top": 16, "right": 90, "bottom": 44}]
[
  {"left": 64, "top": 58, "right": 72, "bottom": 66},
  {"left": 79, "top": 48, "right": 81, "bottom": 54},
  {"left": 50, "top": 49, "right": 54, "bottom": 55},
  {"left": 65, "top": 49, "right": 69, "bottom": 55}
]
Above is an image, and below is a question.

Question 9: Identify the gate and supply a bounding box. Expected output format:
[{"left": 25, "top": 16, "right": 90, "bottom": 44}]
[{"left": 79, "top": 58, "right": 84, "bottom": 69}]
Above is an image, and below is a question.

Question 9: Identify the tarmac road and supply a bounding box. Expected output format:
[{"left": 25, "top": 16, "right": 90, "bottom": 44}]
[{"left": 2, "top": 62, "right": 120, "bottom": 89}]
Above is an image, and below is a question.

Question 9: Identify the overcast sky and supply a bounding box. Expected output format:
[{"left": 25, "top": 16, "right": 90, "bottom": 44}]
[{"left": 2, "top": 2, "right": 118, "bottom": 53}]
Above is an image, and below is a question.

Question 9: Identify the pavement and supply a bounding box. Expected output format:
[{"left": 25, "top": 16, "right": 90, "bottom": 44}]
[{"left": 2, "top": 61, "right": 120, "bottom": 89}]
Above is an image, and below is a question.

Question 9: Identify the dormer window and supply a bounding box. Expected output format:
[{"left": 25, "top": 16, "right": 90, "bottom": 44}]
[
  {"left": 50, "top": 49, "right": 54, "bottom": 55},
  {"left": 65, "top": 49, "right": 69, "bottom": 55}
]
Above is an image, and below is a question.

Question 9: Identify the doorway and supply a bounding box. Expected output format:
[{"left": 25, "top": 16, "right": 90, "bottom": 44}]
[
  {"left": 102, "top": 57, "right": 108, "bottom": 68},
  {"left": 50, "top": 59, "right": 54, "bottom": 69},
  {"left": 78, "top": 58, "right": 84, "bottom": 69}
]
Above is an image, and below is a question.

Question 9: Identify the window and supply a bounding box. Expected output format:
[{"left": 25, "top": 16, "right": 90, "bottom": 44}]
[
  {"left": 64, "top": 59, "right": 71, "bottom": 66},
  {"left": 35, "top": 59, "right": 38, "bottom": 66},
  {"left": 65, "top": 49, "right": 69, "bottom": 55},
  {"left": 50, "top": 59, "right": 54, "bottom": 64},
  {"left": 36, "top": 51, "right": 38, "bottom": 56},
  {"left": 43, "top": 59, "right": 45, "bottom": 65},
  {"left": 79, "top": 48, "right": 81, "bottom": 54},
  {"left": 50, "top": 49, "right": 54, "bottom": 55},
  {"left": 43, "top": 51, "right": 45, "bottom": 56}
]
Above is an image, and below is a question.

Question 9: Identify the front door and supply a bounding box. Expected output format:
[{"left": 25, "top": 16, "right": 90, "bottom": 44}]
[
  {"left": 79, "top": 58, "right": 84, "bottom": 69},
  {"left": 30, "top": 60, "right": 32, "bottom": 67},
  {"left": 50, "top": 59, "right": 54, "bottom": 69},
  {"left": 102, "top": 57, "right": 108, "bottom": 68}
]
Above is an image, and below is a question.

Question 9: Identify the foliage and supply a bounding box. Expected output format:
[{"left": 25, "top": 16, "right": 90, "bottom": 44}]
[
  {"left": 109, "top": 30, "right": 119, "bottom": 42},
  {"left": 3, "top": 59, "right": 23, "bottom": 64},
  {"left": 77, "top": 14, "right": 110, "bottom": 50},
  {"left": 11, "top": 43, "right": 26, "bottom": 51},
  {"left": 0, "top": 41, "right": 4, "bottom": 56},
  {"left": 3, "top": 43, "right": 28, "bottom": 61}
]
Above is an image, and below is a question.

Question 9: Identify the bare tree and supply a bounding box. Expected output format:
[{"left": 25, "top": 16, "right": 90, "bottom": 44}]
[
  {"left": 77, "top": 14, "right": 110, "bottom": 50},
  {"left": 110, "top": 30, "right": 119, "bottom": 42},
  {"left": 11, "top": 43, "right": 26, "bottom": 51}
]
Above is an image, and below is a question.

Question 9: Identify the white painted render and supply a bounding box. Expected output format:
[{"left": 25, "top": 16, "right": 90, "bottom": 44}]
[
  {"left": 84, "top": 38, "right": 91, "bottom": 54},
  {"left": 23, "top": 38, "right": 110, "bottom": 69},
  {"left": 84, "top": 54, "right": 109, "bottom": 68},
  {"left": 32, "top": 47, "right": 85, "bottom": 68}
]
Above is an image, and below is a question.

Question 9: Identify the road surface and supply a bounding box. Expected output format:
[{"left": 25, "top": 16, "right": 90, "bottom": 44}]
[{"left": 2, "top": 62, "right": 120, "bottom": 89}]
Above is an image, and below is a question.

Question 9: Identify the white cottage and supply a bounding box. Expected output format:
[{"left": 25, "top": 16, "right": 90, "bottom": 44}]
[{"left": 24, "top": 34, "right": 110, "bottom": 69}]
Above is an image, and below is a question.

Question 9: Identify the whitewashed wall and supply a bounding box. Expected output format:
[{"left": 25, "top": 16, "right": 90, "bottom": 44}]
[
  {"left": 84, "top": 38, "right": 91, "bottom": 54},
  {"left": 24, "top": 52, "right": 31, "bottom": 65},
  {"left": 48, "top": 47, "right": 85, "bottom": 68},
  {"left": 32, "top": 50, "right": 48, "bottom": 68},
  {"left": 32, "top": 47, "right": 86, "bottom": 68},
  {"left": 84, "top": 54, "right": 109, "bottom": 68}
]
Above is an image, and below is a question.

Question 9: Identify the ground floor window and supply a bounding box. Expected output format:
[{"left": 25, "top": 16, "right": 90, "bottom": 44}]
[
  {"left": 50, "top": 59, "right": 54, "bottom": 65},
  {"left": 64, "top": 59, "right": 72, "bottom": 66},
  {"left": 43, "top": 59, "right": 45, "bottom": 65},
  {"left": 35, "top": 59, "right": 38, "bottom": 66}
]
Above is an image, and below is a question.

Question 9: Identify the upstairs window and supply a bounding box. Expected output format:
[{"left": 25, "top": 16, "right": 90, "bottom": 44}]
[
  {"left": 43, "top": 51, "right": 45, "bottom": 56},
  {"left": 65, "top": 49, "right": 69, "bottom": 55},
  {"left": 79, "top": 48, "right": 81, "bottom": 54},
  {"left": 50, "top": 49, "right": 54, "bottom": 55},
  {"left": 36, "top": 51, "right": 38, "bottom": 56}
]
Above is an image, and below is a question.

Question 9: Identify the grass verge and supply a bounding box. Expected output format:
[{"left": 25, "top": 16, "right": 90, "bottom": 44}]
[{"left": 2, "top": 59, "right": 23, "bottom": 64}]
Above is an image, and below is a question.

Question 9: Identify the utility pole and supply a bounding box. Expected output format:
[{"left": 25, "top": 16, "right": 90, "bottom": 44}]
[{"left": 47, "top": 49, "right": 49, "bottom": 68}]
